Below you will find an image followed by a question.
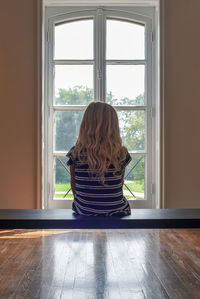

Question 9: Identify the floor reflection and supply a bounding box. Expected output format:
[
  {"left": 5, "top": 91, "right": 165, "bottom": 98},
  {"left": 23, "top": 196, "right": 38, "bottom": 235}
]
[
  {"left": 38, "top": 230, "right": 148, "bottom": 296},
  {"left": 93, "top": 231, "right": 107, "bottom": 296},
  {"left": 45, "top": 230, "right": 148, "bottom": 297},
  {"left": 39, "top": 230, "right": 109, "bottom": 296}
]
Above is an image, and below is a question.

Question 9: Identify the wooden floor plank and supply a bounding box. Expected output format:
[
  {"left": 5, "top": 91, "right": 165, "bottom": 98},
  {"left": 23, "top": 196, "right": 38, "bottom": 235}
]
[
  {"left": 0, "top": 229, "right": 200, "bottom": 298},
  {"left": 145, "top": 230, "right": 192, "bottom": 299},
  {"left": 107, "top": 231, "right": 144, "bottom": 297},
  {"left": 125, "top": 229, "right": 192, "bottom": 299},
  {"left": 0, "top": 241, "right": 36, "bottom": 298},
  {"left": 60, "top": 231, "right": 83, "bottom": 299},
  {"left": 158, "top": 230, "right": 200, "bottom": 297},
  {"left": 14, "top": 239, "right": 50, "bottom": 298},
  {"left": 122, "top": 230, "right": 169, "bottom": 299},
  {"left": 46, "top": 233, "right": 76, "bottom": 299}
]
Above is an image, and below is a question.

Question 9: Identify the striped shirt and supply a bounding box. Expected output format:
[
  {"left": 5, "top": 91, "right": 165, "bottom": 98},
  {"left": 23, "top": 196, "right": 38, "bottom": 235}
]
[{"left": 66, "top": 147, "right": 132, "bottom": 216}]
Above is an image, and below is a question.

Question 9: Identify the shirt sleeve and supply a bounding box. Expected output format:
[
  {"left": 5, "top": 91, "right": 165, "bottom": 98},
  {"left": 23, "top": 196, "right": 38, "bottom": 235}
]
[
  {"left": 121, "top": 151, "right": 132, "bottom": 169},
  {"left": 66, "top": 146, "right": 75, "bottom": 166}
]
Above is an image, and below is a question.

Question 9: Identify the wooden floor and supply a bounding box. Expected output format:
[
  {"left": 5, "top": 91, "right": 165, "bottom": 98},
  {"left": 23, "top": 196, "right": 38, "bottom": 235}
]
[{"left": 0, "top": 229, "right": 200, "bottom": 299}]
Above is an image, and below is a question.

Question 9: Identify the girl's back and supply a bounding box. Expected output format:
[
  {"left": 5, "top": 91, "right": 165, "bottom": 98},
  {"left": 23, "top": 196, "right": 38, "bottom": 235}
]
[{"left": 66, "top": 102, "right": 132, "bottom": 216}]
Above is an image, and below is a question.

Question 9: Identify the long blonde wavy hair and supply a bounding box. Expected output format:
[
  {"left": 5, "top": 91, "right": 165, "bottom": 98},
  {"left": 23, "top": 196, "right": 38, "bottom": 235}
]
[{"left": 71, "top": 101, "right": 127, "bottom": 182}]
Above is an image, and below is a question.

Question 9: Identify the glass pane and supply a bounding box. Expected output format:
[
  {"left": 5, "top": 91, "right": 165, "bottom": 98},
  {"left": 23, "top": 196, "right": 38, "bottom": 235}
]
[
  {"left": 106, "top": 65, "right": 145, "bottom": 105},
  {"left": 55, "top": 110, "right": 84, "bottom": 151},
  {"left": 54, "top": 19, "right": 93, "bottom": 59},
  {"left": 55, "top": 65, "right": 94, "bottom": 105},
  {"left": 118, "top": 110, "right": 145, "bottom": 151},
  {"left": 123, "top": 155, "right": 145, "bottom": 200},
  {"left": 54, "top": 157, "right": 73, "bottom": 199},
  {"left": 54, "top": 155, "right": 145, "bottom": 200},
  {"left": 106, "top": 19, "right": 145, "bottom": 60}
]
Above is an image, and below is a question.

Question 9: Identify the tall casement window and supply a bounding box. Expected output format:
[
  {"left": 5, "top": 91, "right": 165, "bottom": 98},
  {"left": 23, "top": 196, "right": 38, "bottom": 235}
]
[{"left": 44, "top": 6, "right": 158, "bottom": 209}]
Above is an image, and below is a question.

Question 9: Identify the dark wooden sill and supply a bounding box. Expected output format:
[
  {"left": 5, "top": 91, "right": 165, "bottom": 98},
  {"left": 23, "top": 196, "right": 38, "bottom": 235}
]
[{"left": 0, "top": 209, "right": 200, "bottom": 229}]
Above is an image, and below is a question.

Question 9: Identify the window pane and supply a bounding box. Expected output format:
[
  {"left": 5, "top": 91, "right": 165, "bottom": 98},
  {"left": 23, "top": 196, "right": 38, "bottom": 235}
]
[
  {"left": 55, "top": 111, "right": 84, "bottom": 151},
  {"left": 54, "top": 156, "right": 145, "bottom": 200},
  {"left": 54, "top": 157, "right": 73, "bottom": 199},
  {"left": 123, "top": 155, "right": 145, "bottom": 200},
  {"left": 118, "top": 110, "right": 145, "bottom": 151},
  {"left": 54, "top": 19, "right": 93, "bottom": 59},
  {"left": 106, "top": 65, "right": 145, "bottom": 105},
  {"left": 106, "top": 19, "right": 145, "bottom": 60},
  {"left": 55, "top": 65, "right": 94, "bottom": 105}
]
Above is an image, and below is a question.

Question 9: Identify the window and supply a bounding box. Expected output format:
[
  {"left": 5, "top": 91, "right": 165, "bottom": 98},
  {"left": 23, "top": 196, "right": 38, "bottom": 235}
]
[{"left": 43, "top": 5, "right": 159, "bottom": 209}]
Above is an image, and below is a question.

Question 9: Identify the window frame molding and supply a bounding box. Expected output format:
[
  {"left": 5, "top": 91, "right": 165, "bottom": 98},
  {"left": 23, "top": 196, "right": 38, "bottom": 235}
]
[
  {"left": 39, "top": 0, "right": 162, "bottom": 209},
  {"left": 44, "top": 0, "right": 158, "bottom": 6}
]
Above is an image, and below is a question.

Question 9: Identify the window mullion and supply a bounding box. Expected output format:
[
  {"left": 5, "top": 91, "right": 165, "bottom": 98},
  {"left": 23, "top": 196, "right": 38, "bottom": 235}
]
[
  {"left": 53, "top": 105, "right": 87, "bottom": 111},
  {"left": 94, "top": 8, "right": 106, "bottom": 101},
  {"left": 54, "top": 60, "right": 94, "bottom": 65},
  {"left": 106, "top": 60, "right": 146, "bottom": 65}
]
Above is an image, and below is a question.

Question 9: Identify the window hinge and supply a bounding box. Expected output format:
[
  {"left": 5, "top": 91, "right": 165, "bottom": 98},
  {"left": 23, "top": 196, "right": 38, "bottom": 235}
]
[
  {"left": 151, "top": 107, "right": 155, "bottom": 118},
  {"left": 46, "top": 31, "right": 49, "bottom": 43},
  {"left": 151, "top": 183, "right": 155, "bottom": 195},
  {"left": 151, "top": 31, "right": 154, "bottom": 42}
]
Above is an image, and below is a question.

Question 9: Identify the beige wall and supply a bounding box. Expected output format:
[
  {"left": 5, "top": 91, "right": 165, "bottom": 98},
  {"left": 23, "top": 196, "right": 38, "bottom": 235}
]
[
  {"left": 0, "top": 0, "right": 199, "bottom": 209},
  {"left": 164, "top": 0, "right": 200, "bottom": 208},
  {"left": 0, "top": 0, "right": 37, "bottom": 208}
]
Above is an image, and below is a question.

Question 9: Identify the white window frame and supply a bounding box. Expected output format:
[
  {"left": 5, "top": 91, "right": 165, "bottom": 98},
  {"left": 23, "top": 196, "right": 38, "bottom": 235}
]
[{"left": 42, "top": 1, "right": 160, "bottom": 209}]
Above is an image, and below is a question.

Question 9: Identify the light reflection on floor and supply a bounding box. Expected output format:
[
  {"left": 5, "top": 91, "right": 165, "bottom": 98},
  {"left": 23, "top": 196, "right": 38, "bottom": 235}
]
[
  {"left": 38, "top": 230, "right": 147, "bottom": 297},
  {"left": 0, "top": 229, "right": 78, "bottom": 238}
]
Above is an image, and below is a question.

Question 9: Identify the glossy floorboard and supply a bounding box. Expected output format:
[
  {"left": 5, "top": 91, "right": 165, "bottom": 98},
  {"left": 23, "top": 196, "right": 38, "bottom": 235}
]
[{"left": 0, "top": 229, "right": 200, "bottom": 298}]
